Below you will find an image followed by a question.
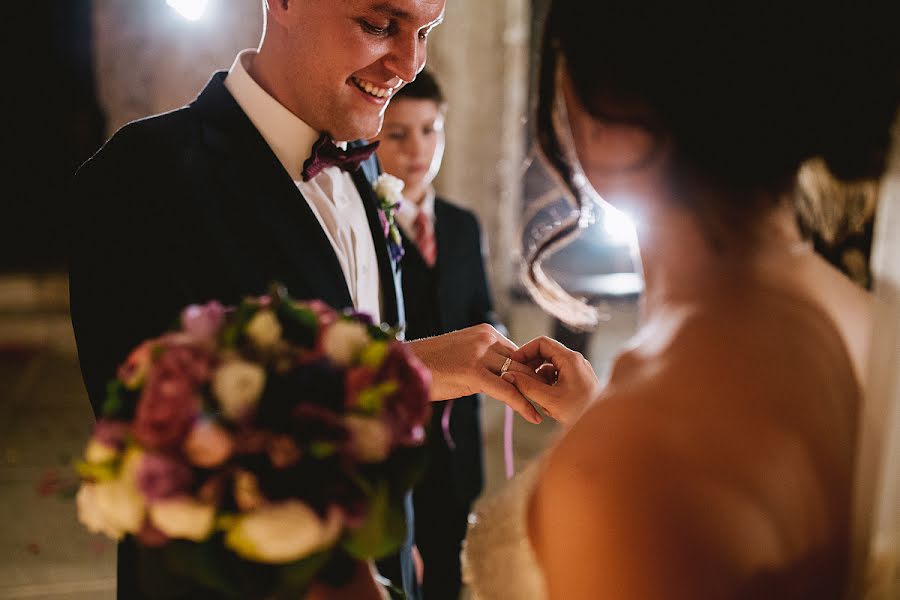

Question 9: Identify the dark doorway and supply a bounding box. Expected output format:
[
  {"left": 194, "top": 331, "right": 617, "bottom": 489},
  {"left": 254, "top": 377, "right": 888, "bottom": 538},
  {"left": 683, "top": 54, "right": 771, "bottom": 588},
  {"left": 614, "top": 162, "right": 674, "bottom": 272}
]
[{"left": 5, "top": 1, "right": 105, "bottom": 272}]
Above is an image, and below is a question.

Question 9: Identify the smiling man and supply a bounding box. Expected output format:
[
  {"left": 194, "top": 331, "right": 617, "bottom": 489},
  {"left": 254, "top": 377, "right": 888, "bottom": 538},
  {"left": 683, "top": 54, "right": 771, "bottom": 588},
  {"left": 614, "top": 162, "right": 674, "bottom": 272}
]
[{"left": 67, "top": 1, "right": 542, "bottom": 598}]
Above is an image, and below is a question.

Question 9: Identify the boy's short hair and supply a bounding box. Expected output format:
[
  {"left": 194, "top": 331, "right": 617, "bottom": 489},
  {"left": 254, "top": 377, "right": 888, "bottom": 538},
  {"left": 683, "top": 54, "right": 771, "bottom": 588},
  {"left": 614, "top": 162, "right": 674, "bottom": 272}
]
[{"left": 395, "top": 69, "right": 445, "bottom": 105}]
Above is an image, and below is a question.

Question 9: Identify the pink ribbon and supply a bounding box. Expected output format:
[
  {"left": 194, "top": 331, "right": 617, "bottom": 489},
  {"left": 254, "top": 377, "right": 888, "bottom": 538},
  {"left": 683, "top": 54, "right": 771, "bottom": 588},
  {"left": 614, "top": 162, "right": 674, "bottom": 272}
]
[
  {"left": 441, "top": 400, "right": 456, "bottom": 450},
  {"left": 504, "top": 405, "right": 514, "bottom": 479}
]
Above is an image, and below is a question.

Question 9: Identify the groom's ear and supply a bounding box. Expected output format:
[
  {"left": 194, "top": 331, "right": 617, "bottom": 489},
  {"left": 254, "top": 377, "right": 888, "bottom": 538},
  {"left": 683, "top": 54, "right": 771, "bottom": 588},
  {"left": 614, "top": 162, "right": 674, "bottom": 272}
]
[{"left": 265, "top": 0, "right": 304, "bottom": 32}]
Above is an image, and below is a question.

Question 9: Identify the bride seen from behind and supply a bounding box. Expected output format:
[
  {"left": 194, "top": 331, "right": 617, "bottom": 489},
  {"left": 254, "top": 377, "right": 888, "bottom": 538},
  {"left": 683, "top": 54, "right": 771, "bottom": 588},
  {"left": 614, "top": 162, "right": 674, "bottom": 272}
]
[{"left": 464, "top": 1, "right": 898, "bottom": 599}]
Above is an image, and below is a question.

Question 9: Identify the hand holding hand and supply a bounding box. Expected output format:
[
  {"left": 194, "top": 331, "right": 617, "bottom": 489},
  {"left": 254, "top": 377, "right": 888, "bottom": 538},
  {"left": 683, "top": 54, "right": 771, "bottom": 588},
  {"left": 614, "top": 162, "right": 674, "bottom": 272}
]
[
  {"left": 405, "top": 324, "right": 544, "bottom": 424},
  {"left": 504, "top": 336, "right": 601, "bottom": 425}
]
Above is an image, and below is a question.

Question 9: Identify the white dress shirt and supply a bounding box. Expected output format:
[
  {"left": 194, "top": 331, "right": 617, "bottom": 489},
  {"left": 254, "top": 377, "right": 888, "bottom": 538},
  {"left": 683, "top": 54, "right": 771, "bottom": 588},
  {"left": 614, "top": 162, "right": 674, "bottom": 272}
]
[
  {"left": 395, "top": 185, "right": 437, "bottom": 241},
  {"left": 224, "top": 49, "right": 382, "bottom": 322}
]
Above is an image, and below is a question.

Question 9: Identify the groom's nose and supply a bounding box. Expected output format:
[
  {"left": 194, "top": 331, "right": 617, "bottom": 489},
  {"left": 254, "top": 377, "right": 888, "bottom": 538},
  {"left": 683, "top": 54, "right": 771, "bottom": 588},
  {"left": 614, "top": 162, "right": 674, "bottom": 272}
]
[{"left": 383, "top": 33, "right": 424, "bottom": 85}]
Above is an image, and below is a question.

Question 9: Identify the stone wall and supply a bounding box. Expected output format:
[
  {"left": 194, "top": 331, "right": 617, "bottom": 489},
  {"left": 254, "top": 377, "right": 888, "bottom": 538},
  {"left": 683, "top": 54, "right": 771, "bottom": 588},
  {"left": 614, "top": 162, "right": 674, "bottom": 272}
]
[
  {"left": 93, "top": 0, "right": 261, "bottom": 135},
  {"left": 427, "top": 0, "right": 531, "bottom": 315}
]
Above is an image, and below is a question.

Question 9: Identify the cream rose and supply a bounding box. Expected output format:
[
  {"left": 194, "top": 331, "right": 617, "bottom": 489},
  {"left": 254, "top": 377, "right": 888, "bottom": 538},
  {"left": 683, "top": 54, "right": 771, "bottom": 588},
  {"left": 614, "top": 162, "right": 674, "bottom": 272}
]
[
  {"left": 149, "top": 497, "right": 216, "bottom": 541},
  {"left": 76, "top": 483, "right": 125, "bottom": 540},
  {"left": 212, "top": 359, "right": 266, "bottom": 420},
  {"left": 85, "top": 449, "right": 146, "bottom": 538},
  {"left": 245, "top": 309, "right": 282, "bottom": 350},
  {"left": 344, "top": 415, "right": 392, "bottom": 463},
  {"left": 85, "top": 439, "right": 118, "bottom": 464},
  {"left": 321, "top": 321, "right": 371, "bottom": 367},
  {"left": 374, "top": 173, "right": 405, "bottom": 208},
  {"left": 225, "top": 501, "right": 342, "bottom": 564}
]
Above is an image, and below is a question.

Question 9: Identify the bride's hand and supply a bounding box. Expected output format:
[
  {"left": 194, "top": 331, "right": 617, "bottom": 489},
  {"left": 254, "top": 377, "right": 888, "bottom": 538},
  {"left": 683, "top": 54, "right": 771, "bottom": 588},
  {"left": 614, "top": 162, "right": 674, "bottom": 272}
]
[{"left": 503, "top": 336, "right": 601, "bottom": 425}]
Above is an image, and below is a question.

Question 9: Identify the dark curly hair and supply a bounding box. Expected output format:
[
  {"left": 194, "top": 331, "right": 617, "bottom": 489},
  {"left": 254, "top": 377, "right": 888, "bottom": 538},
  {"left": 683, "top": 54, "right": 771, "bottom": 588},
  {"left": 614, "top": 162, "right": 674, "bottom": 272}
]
[{"left": 528, "top": 0, "right": 899, "bottom": 327}]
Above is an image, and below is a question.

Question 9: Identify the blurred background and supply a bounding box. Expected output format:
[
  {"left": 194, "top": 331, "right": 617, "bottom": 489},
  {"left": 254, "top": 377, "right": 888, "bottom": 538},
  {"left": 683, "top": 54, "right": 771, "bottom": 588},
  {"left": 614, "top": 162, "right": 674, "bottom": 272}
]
[{"left": 0, "top": 1, "right": 879, "bottom": 599}]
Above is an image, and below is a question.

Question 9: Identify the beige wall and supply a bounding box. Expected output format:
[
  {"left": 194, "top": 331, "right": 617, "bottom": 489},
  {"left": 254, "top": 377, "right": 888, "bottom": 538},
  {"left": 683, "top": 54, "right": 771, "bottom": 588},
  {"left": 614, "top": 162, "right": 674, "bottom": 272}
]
[
  {"left": 427, "top": 0, "right": 531, "bottom": 314},
  {"left": 93, "top": 0, "right": 261, "bottom": 135}
]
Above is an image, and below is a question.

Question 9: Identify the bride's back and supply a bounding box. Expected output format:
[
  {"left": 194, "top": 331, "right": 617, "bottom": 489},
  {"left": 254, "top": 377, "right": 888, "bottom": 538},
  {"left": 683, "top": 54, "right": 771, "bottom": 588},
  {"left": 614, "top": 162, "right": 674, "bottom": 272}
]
[
  {"left": 530, "top": 253, "right": 869, "bottom": 598},
  {"left": 521, "top": 2, "right": 895, "bottom": 597}
]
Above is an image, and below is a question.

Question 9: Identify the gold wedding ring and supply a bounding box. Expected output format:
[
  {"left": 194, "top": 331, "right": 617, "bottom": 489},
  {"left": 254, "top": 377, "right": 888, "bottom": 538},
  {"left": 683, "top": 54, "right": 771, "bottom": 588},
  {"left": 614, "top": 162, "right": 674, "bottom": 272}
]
[{"left": 499, "top": 357, "right": 512, "bottom": 376}]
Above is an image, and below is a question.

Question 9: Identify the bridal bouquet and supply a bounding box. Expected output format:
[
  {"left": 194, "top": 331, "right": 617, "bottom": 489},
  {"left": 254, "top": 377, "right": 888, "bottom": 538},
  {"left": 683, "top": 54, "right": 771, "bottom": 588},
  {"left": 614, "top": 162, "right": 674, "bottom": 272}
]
[{"left": 75, "top": 285, "right": 431, "bottom": 598}]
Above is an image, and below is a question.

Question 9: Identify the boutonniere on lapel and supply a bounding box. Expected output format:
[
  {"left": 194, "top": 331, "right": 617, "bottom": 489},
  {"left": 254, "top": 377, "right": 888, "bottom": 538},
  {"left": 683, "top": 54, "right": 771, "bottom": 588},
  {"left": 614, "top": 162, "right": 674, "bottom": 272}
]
[{"left": 373, "top": 173, "right": 405, "bottom": 263}]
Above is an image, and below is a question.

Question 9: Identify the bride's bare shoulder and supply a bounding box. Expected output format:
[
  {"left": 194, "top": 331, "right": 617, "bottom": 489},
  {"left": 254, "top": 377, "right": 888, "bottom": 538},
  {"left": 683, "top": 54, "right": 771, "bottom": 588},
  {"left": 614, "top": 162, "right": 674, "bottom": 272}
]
[{"left": 528, "top": 295, "right": 859, "bottom": 597}]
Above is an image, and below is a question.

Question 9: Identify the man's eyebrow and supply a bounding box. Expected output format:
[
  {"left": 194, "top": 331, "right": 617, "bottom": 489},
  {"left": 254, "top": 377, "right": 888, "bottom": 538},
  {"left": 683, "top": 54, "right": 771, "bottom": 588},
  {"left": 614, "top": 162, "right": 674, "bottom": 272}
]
[
  {"left": 370, "top": 3, "right": 413, "bottom": 20},
  {"left": 369, "top": 3, "right": 445, "bottom": 28}
]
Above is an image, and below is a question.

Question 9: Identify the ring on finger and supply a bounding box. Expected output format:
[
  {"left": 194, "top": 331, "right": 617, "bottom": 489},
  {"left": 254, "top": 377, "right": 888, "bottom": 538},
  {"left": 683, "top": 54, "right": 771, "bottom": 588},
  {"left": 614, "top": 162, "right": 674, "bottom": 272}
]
[{"left": 499, "top": 357, "right": 512, "bottom": 376}]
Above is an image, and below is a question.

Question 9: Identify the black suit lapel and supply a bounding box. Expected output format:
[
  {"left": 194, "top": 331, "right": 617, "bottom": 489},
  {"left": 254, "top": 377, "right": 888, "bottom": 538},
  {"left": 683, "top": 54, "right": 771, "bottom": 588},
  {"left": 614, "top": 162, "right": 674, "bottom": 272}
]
[
  {"left": 350, "top": 165, "right": 402, "bottom": 328},
  {"left": 191, "top": 73, "right": 352, "bottom": 309},
  {"left": 434, "top": 200, "right": 454, "bottom": 326}
]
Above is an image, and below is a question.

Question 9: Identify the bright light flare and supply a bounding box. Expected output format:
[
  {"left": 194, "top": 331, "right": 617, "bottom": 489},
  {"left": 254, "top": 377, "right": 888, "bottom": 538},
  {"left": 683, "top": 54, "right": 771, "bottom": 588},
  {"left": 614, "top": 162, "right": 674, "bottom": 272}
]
[
  {"left": 166, "top": 0, "right": 208, "bottom": 21},
  {"left": 601, "top": 205, "right": 638, "bottom": 246}
]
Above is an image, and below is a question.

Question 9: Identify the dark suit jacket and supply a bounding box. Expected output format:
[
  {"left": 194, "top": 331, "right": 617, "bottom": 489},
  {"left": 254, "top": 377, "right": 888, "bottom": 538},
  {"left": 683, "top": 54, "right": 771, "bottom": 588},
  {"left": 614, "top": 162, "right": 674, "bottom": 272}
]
[
  {"left": 402, "top": 198, "right": 495, "bottom": 599},
  {"left": 68, "top": 72, "right": 413, "bottom": 599},
  {"left": 402, "top": 198, "right": 496, "bottom": 508}
]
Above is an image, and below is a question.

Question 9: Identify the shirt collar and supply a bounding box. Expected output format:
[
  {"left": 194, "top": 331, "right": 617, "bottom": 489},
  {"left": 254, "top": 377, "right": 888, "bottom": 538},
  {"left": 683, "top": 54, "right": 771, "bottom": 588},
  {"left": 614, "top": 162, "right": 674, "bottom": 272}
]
[
  {"left": 396, "top": 185, "right": 437, "bottom": 235},
  {"left": 224, "top": 49, "right": 321, "bottom": 180}
]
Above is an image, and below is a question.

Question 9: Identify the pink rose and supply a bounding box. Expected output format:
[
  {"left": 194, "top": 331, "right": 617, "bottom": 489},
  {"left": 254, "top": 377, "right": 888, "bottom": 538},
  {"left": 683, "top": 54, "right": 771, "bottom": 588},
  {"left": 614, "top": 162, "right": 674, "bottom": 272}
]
[
  {"left": 344, "top": 366, "right": 377, "bottom": 409},
  {"left": 184, "top": 420, "right": 234, "bottom": 468},
  {"left": 92, "top": 420, "right": 131, "bottom": 450},
  {"left": 304, "top": 300, "right": 338, "bottom": 327},
  {"left": 154, "top": 334, "right": 214, "bottom": 384},
  {"left": 133, "top": 369, "right": 200, "bottom": 451},
  {"left": 117, "top": 340, "right": 155, "bottom": 389},
  {"left": 180, "top": 301, "right": 226, "bottom": 341},
  {"left": 137, "top": 519, "right": 170, "bottom": 548},
  {"left": 267, "top": 435, "right": 302, "bottom": 469},
  {"left": 136, "top": 453, "right": 193, "bottom": 502}
]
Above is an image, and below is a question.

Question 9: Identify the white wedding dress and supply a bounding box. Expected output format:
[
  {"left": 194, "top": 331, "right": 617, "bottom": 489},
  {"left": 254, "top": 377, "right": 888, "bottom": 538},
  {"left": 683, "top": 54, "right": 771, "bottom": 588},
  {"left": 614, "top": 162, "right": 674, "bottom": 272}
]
[{"left": 461, "top": 461, "right": 547, "bottom": 600}]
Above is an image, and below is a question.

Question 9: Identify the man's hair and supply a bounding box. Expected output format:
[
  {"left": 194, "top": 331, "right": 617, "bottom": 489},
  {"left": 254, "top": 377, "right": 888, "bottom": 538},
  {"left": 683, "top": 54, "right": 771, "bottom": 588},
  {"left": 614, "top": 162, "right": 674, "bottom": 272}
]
[{"left": 395, "top": 70, "right": 445, "bottom": 106}]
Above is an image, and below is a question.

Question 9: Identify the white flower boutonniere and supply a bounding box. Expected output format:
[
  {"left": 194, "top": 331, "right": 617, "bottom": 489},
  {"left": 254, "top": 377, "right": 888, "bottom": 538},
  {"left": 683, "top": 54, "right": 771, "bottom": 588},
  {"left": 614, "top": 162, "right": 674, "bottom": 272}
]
[{"left": 373, "top": 173, "right": 405, "bottom": 262}]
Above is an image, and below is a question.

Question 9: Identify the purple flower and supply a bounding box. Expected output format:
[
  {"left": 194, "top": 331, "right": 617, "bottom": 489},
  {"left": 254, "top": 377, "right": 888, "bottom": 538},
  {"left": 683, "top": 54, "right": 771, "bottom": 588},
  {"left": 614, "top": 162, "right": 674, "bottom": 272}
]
[
  {"left": 92, "top": 420, "right": 131, "bottom": 450},
  {"left": 136, "top": 453, "right": 193, "bottom": 502},
  {"left": 346, "top": 311, "right": 374, "bottom": 326},
  {"left": 387, "top": 237, "right": 405, "bottom": 263},
  {"left": 378, "top": 209, "right": 390, "bottom": 237},
  {"left": 180, "top": 301, "right": 226, "bottom": 341},
  {"left": 378, "top": 344, "right": 432, "bottom": 446}
]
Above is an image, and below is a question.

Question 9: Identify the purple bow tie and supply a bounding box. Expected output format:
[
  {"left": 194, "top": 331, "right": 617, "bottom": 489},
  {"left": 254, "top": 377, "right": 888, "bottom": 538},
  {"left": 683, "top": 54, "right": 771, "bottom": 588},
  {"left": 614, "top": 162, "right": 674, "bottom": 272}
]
[{"left": 301, "top": 134, "right": 379, "bottom": 182}]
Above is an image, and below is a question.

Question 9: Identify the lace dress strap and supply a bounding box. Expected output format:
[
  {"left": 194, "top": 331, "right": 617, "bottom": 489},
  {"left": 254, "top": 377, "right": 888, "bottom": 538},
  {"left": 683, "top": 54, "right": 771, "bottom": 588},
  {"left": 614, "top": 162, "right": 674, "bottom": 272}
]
[{"left": 462, "top": 461, "right": 548, "bottom": 600}]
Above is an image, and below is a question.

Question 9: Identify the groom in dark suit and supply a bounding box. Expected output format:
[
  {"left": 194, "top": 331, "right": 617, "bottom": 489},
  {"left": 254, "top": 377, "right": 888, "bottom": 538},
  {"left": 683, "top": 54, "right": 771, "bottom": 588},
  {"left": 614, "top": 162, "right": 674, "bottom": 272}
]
[{"left": 69, "top": 2, "right": 543, "bottom": 599}]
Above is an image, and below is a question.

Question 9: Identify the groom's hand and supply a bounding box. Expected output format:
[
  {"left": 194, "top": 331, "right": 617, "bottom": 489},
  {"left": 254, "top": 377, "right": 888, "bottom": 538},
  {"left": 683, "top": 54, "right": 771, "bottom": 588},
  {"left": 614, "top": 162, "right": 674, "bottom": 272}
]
[{"left": 405, "top": 324, "right": 544, "bottom": 424}]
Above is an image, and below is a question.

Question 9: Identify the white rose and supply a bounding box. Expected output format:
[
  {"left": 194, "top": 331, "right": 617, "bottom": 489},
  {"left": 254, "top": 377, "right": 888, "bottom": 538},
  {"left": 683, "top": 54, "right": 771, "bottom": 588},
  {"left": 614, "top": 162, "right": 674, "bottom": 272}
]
[
  {"left": 245, "top": 309, "right": 282, "bottom": 350},
  {"left": 321, "top": 320, "right": 371, "bottom": 367},
  {"left": 212, "top": 359, "right": 266, "bottom": 420},
  {"left": 92, "top": 450, "right": 146, "bottom": 536},
  {"left": 225, "top": 501, "right": 342, "bottom": 564},
  {"left": 76, "top": 484, "right": 125, "bottom": 540},
  {"left": 374, "top": 173, "right": 404, "bottom": 208},
  {"left": 149, "top": 497, "right": 216, "bottom": 541},
  {"left": 345, "top": 415, "right": 392, "bottom": 463}
]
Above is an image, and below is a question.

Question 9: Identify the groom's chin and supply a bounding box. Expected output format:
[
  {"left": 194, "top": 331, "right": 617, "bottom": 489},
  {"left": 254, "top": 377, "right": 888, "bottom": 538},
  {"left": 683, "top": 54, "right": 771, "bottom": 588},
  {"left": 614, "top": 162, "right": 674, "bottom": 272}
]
[{"left": 330, "top": 110, "right": 385, "bottom": 143}]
